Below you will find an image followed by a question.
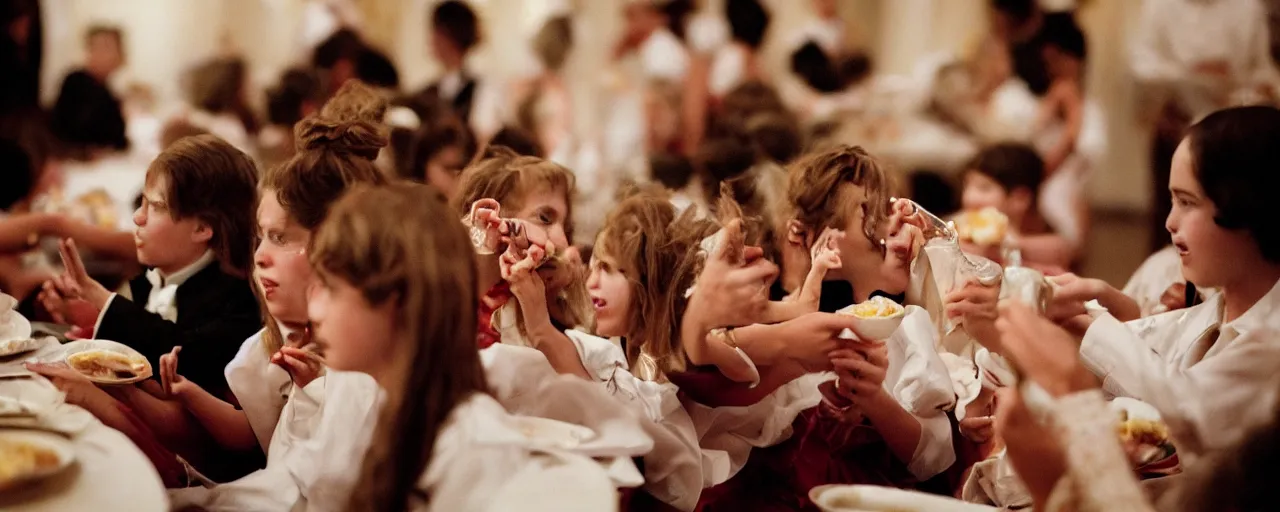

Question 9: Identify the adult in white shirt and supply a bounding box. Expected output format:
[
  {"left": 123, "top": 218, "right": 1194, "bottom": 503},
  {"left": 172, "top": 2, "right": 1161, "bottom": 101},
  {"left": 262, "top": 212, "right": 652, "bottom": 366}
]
[{"left": 1130, "top": 0, "right": 1280, "bottom": 251}]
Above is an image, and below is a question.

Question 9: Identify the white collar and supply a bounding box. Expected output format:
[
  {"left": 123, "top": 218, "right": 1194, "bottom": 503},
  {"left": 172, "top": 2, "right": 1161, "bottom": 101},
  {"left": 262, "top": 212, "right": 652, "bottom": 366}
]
[
  {"left": 151, "top": 250, "right": 216, "bottom": 288},
  {"left": 1222, "top": 277, "right": 1280, "bottom": 337}
]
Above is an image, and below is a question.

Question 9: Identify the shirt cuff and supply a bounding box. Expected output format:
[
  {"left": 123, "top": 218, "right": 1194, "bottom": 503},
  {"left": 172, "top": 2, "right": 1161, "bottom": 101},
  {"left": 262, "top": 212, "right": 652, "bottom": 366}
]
[{"left": 91, "top": 293, "right": 118, "bottom": 337}]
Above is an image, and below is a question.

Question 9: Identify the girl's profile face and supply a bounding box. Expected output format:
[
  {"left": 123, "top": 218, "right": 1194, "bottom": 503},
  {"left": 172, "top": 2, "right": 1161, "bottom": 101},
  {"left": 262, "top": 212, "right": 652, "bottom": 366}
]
[
  {"left": 308, "top": 272, "right": 396, "bottom": 375},
  {"left": 253, "top": 192, "right": 314, "bottom": 324},
  {"left": 424, "top": 145, "right": 466, "bottom": 201},
  {"left": 1166, "top": 138, "right": 1258, "bottom": 288},
  {"left": 586, "top": 243, "right": 633, "bottom": 338},
  {"left": 513, "top": 185, "right": 570, "bottom": 250}
]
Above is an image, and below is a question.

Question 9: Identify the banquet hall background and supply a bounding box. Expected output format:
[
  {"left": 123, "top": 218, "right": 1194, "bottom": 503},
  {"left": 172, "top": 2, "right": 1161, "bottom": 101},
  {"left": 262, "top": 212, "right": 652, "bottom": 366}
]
[{"left": 16, "top": 0, "right": 1162, "bottom": 285}]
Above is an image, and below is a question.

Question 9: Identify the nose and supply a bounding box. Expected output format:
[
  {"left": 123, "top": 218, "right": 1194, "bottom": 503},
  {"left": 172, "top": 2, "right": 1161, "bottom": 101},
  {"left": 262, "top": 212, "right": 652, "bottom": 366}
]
[
  {"left": 1164, "top": 208, "right": 1178, "bottom": 236},
  {"left": 132, "top": 203, "right": 145, "bottom": 227},
  {"left": 550, "top": 225, "right": 569, "bottom": 250},
  {"left": 254, "top": 240, "right": 271, "bottom": 269},
  {"left": 586, "top": 265, "right": 600, "bottom": 290}
]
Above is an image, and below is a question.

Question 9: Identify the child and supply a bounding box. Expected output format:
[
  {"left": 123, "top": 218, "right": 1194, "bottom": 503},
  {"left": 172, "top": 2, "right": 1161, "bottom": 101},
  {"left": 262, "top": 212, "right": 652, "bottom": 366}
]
[
  {"left": 1033, "top": 13, "right": 1090, "bottom": 252},
  {"left": 407, "top": 107, "right": 476, "bottom": 201},
  {"left": 960, "top": 142, "right": 1074, "bottom": 271},
  {"left": 307, "top": 182, "right": 618, "bottom": 511},
  {"left": 1043, "top": 106, "right": 1280, "bottom": 461},
  {"left": 418, "top": 0, "right": 482, "bottom": 125},
  {"left": 454, "top": 148, "right": 590, "bottom": 378},
  {"left": 41, "top": 134, "right": 261, "bottom": 399}
]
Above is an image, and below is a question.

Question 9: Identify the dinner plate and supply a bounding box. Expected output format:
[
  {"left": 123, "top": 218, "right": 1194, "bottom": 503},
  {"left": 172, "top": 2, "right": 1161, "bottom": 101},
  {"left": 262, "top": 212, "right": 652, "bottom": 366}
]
[
  {"left": 809, "top": 484, "right": 998, "bottom": 512},
  {"left": 59, "top": 340, "right": 152, "bottom": 385},
  {"left": 0, "top": 430, "right": 76, "bottom": 494},
  {"left": 507, "top": 416, "right": 597, "bottom": 451},
  {"left": 0, "top": 312, "right": 32, "bottom": 345},
  {"left": 0, "top": 294, "right": 17, "bottom": 311}
]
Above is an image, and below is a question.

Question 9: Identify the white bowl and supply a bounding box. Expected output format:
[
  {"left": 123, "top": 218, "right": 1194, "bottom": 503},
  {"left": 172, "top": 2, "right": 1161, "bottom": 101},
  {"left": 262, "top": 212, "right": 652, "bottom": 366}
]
[
  {"left": 810, "top": 484, "right": 998, "bottom": 512},
  {"left": 835, "top": 304, "right": 906, "bottom": 342}
]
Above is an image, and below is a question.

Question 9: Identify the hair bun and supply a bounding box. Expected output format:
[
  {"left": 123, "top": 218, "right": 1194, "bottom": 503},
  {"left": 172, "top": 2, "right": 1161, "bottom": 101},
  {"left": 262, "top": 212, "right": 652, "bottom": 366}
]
[
  {"left": 295, "top": 117, "right": 388, "bottom": 161},
  {"left": 293, "top": 79, "right": 390, "bottom": 161}
]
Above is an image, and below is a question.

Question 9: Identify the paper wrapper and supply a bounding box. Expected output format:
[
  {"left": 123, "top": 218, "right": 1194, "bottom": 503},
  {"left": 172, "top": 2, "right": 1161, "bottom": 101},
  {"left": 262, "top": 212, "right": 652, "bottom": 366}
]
[{"left": 908, "top": 240, "right": 979, "bottom": 356}]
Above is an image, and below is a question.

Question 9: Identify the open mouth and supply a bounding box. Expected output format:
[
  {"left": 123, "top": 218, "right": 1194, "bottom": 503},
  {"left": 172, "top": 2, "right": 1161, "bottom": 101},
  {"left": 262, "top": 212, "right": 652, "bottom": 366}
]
[
  {"left": 1173, "top": 241, "right": 1190, "bottom": 256},
  {"left": 591, "top": 297, "right": 607, "bottom": 310}
]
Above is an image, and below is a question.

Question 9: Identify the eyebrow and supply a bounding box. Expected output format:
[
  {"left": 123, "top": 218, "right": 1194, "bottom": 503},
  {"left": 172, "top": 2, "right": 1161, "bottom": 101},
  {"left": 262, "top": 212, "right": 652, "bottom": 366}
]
[{"left": 1170, "top": 187, "right": 1198, "bottom": 199}]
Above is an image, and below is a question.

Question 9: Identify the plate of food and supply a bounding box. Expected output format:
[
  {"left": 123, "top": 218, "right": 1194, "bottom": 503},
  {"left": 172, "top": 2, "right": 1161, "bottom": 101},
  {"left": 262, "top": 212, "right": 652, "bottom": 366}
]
[
  {"left": 0, "top": 430, "right": 75, "bottom": 493},
  {"left": 836, "top": 296, "right": 906, "bottom": 341},
  {"left": 810, "top": 484, "right": 998, "bottom": 512},
  {"left": 954, "top": 207, "right": 1009, "bottom": 247},
  {"left": 507, "top": 416, "right": 597, "bottom": 451},
  {"left": 1110, "top": 398, "right": 1176, "bottom": 467},
  {"left": 0, "top": 311, "right": 32, "bottom": 344},
  {"left": 61, "top": 340, "right": 151, "bottom": 385}
]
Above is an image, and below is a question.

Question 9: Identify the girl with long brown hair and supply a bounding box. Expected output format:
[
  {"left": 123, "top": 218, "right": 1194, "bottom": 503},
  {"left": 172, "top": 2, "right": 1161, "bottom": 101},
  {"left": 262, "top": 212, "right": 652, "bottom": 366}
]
[
  {"left": 306, "top": 182, "right": 617, "bottom": 512},
  {"left": 454, "top": 147, "right": 594, "bottom": 378},
  {"left": 164, "top": 80, "right": 392, "bottom": 510}
]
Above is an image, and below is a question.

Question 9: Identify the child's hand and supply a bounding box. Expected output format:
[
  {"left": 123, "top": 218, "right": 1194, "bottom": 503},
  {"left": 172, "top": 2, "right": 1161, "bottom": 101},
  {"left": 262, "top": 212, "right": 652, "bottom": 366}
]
[
  {"left": 273, "top": 328, "right": 325, "bottom": 388},
  {"left": 501, "top": 244, "right": 551, "bottom": 316},
  {"left": 831, "top": 344, "right": 889, "bottom": 406},
  {"left": 467, "top": 199, "right": 505, "bottom": 253},
  {"left": 159, "top": 346, "right": 195, "bottom": 399},
  {"left": 38, "top": 279, "right": 101, "bottom": 337},
  {"left": 55, "top": 238, "right": 113, "bottom": 309},
  {"left": 945, "top": 278, "right": 1002, "bottom": 351},
  {"left": 809, "top": 228, "right": 844, "bottom": 273}
]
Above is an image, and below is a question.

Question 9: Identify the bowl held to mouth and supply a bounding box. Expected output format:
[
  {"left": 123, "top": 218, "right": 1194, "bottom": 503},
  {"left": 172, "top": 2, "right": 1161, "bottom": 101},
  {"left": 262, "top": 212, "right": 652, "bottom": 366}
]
[{"left": 836, "top": 297, "right": 906, "bottom": 342}]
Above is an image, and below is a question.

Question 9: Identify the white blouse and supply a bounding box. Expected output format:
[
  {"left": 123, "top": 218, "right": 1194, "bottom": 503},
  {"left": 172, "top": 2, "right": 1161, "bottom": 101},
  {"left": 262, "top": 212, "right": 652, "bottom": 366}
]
[
  {"left": 1080, "top": 276, "right": 1280, "bottom": 460},
  {"left": 222, "top": 328, "right": 292, "bottom": 452}
]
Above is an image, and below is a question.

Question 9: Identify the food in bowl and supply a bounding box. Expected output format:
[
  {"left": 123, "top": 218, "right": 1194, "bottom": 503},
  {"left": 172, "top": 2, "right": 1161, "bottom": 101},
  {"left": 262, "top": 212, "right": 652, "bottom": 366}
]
[
  {"left": 848, "top": 296, "right": 905, "bottom": 319},
  {"left": 836, "top": 297, "right": 906, "bottom": 341},
  {"left": 0, "top": 439, "right": 60, "bottom": 487},
  {"left": 955, "top": 207, "right": 1009, "bottom": 247},
  {"left": 67, "top": 350, "right": 148, "bottom": 380}
]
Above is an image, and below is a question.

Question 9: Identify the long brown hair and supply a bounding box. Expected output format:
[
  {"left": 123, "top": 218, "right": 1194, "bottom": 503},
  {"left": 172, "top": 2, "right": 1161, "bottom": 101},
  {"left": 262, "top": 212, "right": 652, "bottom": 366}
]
[
  {"left": 451, "top": 147, "right": 590, "bottom": 333},
  {"left": 315, "top": 182, "right": 486, "bottom": 512},
  {"left": 596, "top": 187, "right": 715, "bottom": 378},
  {"left": 785, "top": 144, "right": 897, "bottom": 245},
  {"left": 145, "top": 134, "right": 258, "bottom": 277},
  {"left": 258, "top": 79, "right": 390, "bottom": 354}
]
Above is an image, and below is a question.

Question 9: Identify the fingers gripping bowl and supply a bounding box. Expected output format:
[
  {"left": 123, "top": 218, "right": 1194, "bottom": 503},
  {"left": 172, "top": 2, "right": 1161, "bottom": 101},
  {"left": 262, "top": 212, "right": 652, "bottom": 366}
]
[{"left": 836, "top": 296, "right": 906, "bottom": 342}]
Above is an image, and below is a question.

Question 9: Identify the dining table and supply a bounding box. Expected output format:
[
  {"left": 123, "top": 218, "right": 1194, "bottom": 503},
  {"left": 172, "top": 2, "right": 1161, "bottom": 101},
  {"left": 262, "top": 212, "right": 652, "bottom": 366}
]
[{"left": 0, "top": 336, "right": 168, "bottom": 512}]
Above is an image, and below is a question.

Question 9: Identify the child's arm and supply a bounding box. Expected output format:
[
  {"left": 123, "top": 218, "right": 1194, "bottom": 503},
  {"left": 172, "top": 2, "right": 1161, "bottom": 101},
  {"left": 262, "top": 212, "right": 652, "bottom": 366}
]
[
  {"left": 1042, "top": 80, "right": 1084, "bottom": 177},
  {"left": 0, "top": 213, "right": 135, "bottom": 260},
  {"left": 763, "top": 229, "right": 844, "bottom": 323},
  {"left": 1017, "top": 232, "right": 1077, "bottom": 270}
]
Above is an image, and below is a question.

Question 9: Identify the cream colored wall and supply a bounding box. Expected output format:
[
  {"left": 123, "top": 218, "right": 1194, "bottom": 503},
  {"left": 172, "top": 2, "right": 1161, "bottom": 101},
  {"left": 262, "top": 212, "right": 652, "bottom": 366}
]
[{"left": 38, "top": 0, "right": 1151, "bottom": 212}]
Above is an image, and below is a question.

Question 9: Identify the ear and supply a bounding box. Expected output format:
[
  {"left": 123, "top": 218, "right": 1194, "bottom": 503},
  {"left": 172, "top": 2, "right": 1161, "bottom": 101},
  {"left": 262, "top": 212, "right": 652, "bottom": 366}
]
[
  {"left": 785, "top": 219, "right": 809, "bottom": 247},
  {"left": 191, "top": 221, "right": 214, "bottom": 245}
]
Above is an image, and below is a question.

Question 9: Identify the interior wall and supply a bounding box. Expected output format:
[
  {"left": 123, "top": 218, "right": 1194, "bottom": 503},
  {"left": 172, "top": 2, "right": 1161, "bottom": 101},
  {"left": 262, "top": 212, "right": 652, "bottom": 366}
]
[{"left": 37, "top": 0, "right": 1151, "bottom": 212}]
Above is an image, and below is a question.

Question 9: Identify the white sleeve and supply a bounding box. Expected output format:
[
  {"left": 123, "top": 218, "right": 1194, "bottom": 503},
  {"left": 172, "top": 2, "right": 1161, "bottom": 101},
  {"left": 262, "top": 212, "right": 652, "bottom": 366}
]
[
  {"left": 890, "top": 306, "right": 959, "bottom": 416},
  {"left": 169, "top": 464, "right": 300, "bottom": 512},
  {"left": 1080, "top": 314, "right": 1280, "bottom": 456},
  {"left": 906, "top": 405, "right": 956, "bottom": 481},
  {"left": 91, "top": 293, "right": 118, "bottom": 335}
]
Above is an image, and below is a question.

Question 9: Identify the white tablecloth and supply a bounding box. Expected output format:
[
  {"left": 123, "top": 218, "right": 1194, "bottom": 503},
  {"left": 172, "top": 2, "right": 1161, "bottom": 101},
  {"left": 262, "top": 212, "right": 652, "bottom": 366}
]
[{"left": 0, "top": 340, "right": 168, "bottom": 512}]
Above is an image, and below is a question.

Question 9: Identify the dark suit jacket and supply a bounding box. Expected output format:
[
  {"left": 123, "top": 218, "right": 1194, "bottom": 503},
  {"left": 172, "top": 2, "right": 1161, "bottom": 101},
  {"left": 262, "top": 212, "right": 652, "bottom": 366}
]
[
  {"left": 95, "top": 264, "right": 261, "bottom": 400},
  {"left": 50, "top": 69, "right": 128, "bottom": 151},
  {"left": 418, "top": 74, "right": 478, "bottom": 124}
]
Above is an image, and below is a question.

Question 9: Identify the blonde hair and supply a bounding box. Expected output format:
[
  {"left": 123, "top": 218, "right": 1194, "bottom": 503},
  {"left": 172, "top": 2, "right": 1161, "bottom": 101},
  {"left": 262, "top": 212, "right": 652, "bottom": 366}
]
[
  {"left": 596, "top": 187, "right": 716, "bottom": 377},
  {"left": 259, "top": 79, "right": 390, "bottom": 354},
  {"left": 312, "top": 182, "right": 485, "bottom": 512},
  {"left": 785, "top": 144, "right": 897, "bottom": 245},
  {"left": 451, "top": 147, "right": 589, "bottom": 334}
]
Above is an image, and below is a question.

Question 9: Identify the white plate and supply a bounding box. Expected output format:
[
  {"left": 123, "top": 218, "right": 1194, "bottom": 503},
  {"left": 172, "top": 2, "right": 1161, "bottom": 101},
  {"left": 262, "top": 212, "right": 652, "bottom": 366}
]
[
  {"left": 0, "top": 312, "right": 32, "bottom": 345},
  {"left": 0, "top": 430, "right": 76, "bottom": 493},
  {"left": 810, "top": 484, "right": 998, "bottom": 512},
  {"left": 59, "top": 340, "right": 152, "bottom": 385},
  {"left": 0, "top": 338, "right": 42, "bottom": 358},
  {"left": 508, "top": 416, "right": 597, "bottom": 451}
]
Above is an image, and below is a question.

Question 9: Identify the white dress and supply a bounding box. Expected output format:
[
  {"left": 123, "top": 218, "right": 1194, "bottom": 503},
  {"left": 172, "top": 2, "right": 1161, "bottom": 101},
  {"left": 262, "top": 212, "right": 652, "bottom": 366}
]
[
  {"left": 222, "top": 329, "right": 292, "bottom": 451},
  {"left": 1080, "top": 276, "right": 1280, "bottom": 460},
  {"left": 485, "top": 326, "right": 703, "bottom": 510}
]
